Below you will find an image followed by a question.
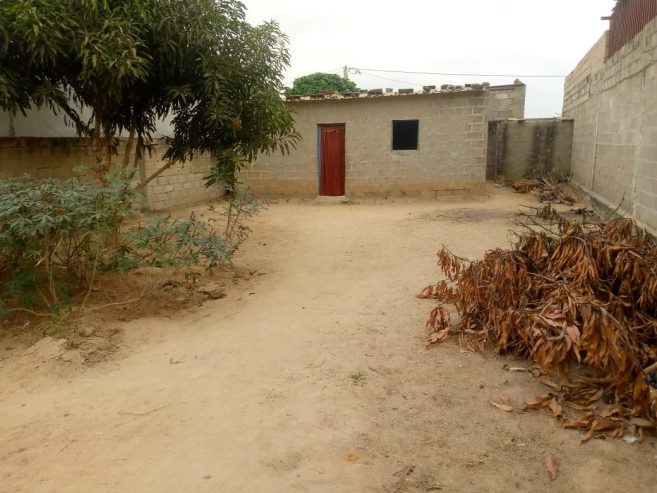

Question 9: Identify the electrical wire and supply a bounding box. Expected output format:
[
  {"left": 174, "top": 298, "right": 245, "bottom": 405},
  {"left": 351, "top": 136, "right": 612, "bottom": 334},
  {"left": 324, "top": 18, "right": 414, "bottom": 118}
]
[
  {"left": 354, "top": 71, "right": 423, "bottom": 87},
  {"left": 352, "top": 67, "right": 567, "bottom": 78}
]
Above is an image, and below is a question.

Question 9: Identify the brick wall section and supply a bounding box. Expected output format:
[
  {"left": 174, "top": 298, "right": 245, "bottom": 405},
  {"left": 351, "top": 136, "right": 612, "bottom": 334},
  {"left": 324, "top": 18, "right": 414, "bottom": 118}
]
[
  {"left": 0, "top": 137, "right": 218, "bottom": 210},
  {"left": 486, "top": 82, "right": 526, "bottom": 121},
  {"left": 140, "top": 141, "right": 218, "bottom": 210},
  {"left": 487, "top": 119, "right": 573, "bottom": 180},
  {"left": 0, "top": 137, "right": 93, "bottom": 179},
  {"left": 563, "top": 18, "right": 657, "bottom": 233},
  {"left": 240, "top": 91, "right": 488, "bottom": 198}
]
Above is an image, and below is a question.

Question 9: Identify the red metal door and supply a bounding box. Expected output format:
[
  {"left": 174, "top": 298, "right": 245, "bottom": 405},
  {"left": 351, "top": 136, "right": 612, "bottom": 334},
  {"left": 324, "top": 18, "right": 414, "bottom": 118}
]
[{"left": 319, "top": 124, "right": 345, "bottom": 196}]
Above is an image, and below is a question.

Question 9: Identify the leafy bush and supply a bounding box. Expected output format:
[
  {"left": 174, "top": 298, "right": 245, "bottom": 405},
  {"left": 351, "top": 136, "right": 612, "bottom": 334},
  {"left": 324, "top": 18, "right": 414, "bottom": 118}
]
[
  {"left": 218, "top": 189, "right": 266, "bottom": 256},
  {"left": 0, "top": 173, "right": 141, "bottom": 310},
  {"left": 0, "top": 175, "right": 260, "bottom": 314},
  {"left": 119, "top": 214, "right": 231, "bottom": 270}
]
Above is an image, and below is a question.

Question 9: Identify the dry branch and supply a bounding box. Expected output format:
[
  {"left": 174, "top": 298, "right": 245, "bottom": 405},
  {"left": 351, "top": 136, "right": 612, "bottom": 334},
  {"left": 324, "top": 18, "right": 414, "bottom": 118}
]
[
  {"left": 510, "top": 174, "right": 575, "bottom": 205},
  {"left": 419, "top": 213, "right": 657, "bottom": 438}
]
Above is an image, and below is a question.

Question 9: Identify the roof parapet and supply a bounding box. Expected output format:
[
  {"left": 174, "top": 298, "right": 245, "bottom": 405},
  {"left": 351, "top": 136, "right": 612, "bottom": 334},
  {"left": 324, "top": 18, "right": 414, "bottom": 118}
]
[{"left": 284, "top": 81, "right": 511, "bottom": 102}]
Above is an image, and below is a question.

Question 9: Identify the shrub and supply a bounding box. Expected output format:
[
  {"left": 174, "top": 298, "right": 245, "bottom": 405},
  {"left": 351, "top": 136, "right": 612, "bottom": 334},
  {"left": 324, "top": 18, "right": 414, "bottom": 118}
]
[
  {"left": 0, "top": 175, "right": 260, "bottom": 315},
  {"left": 119, "top": 214, "right": 231, "bottom": 270},
  {"left": 0, "top": 173, "right": 140, "bottom": 310}
]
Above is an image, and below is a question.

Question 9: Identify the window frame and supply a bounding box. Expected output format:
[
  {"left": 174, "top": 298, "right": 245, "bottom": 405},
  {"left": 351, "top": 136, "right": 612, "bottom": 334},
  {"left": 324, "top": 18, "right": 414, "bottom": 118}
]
[{"left": 391, "top": 119, "right": 419, "bottom": 151}]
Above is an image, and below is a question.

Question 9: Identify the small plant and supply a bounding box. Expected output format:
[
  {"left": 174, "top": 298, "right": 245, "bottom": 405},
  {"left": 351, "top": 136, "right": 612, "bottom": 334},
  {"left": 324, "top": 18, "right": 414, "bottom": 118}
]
[
  {"left": 221, "top": 190, "right": 266, "bottom": 256},
  {"left": 119, "top": 213, "right": 231, "bottom": 270},
  {"left": 40, "top": 313, "right": 78, "bottom": 337},
  {"left": 350, "top": 370, "right": 368, "bottom": 387}
]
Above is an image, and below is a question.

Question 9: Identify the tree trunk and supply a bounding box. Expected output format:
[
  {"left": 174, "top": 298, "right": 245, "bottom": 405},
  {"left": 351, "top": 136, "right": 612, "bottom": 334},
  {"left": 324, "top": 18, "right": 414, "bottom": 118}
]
[
  {"left": 122, "top": 113, "right": 137, "bottom": 170},
  {"left": 92, "top": 113, "right": 102, "bottom": 172},
  {"left": 104, "top": 129, "right": 112, "bottom": 171},
  {"left": 126, "top": 135, "right": 142, "bottom": 181}
]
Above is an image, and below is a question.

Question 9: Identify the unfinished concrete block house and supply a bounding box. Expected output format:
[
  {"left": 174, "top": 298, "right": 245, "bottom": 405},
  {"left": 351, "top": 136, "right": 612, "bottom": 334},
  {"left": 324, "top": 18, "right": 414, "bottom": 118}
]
[
  {"left": 2, "top": 82, "right": 527, "bottom": 205},
  {"left": 240, "top": 82, "right": 526, "bottom": 198}
]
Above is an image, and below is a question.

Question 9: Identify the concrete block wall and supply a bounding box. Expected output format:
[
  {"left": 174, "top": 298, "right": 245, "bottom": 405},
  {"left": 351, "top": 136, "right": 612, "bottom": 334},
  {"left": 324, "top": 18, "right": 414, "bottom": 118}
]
[
  {"left": 141, "top": 141, "right": 218, "bottom": 210},
  {"left": 241, "top": 91, "right": 488, "bottom": 198},
  {"left": 563, "top": 17, "right": 657, "bottom": 233},
  {"left": 486, "top": 82, "right": 526, "bottom": 121},
  {"left": 0, "top": 137, "right": 218, "bottom": 210},
  {"left": 0, "top": 137, "right": 94, "bottom": 179},
  {"left": 1, "top": 107, "right": 91, "bottom": 138},
  {"left": 1, "top": 106, "right": 174, "bottom": 139},
  {"left": 487, "top": 119, "right": 573, "bottom": 180}
]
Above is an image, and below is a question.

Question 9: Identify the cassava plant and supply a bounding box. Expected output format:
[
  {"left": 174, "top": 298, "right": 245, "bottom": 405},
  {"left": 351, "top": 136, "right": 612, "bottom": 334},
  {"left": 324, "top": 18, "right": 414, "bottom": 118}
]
[
  {"left": 0, "top": 172, "right": 141, "bottom": 311},
  {"left": 0, "top": 175, "right": 261, "bottom": 317}
]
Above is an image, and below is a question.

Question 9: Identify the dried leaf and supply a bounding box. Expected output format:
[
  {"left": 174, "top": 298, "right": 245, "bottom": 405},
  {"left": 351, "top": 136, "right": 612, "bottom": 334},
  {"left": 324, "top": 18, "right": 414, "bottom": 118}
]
[
  {"left": 582, "top": 418, "right": 622, "bottom": 443},
  {"left": 544, "top": 453, "right": 558, "bottom": 481},
  {"left": 523, "top": 394, "right": 554, "bottom": 411},
  {"left": 564, "top": 402, "right": 594, "bottom": 412},
  {"left": 343, "top": 453, "right": 359, "bottom": 463},
  {"left": 629, "top": 417, "right": 656, "bottom": 428},
  {"left": 565, "top": 325, "right": 580, "bottom": 347},
  {"left": 549, "top": 398, "right": 563, "bottom": 418},
  {"left": 503, "top": 365, "right": 534, "bottom": 373},
  {"left": 600, "top": 406, "right": 619, "bottom": 418},
  {"left": 416, "top": 286, "right": 434, "bottom": 299},
  {"left": 585, "top": 388, "right": 604, "bottom": 405},
  {"left": 426, "top": 328, "right": 450, "bottom": 346},
  {"left": 489, "top": 400, "right": 513, "bottom": 412},
  {"left": 542, "top": 309, "right": 565, "bottom": 320},
  {"left": 540, "top": 380, "right": 561, "bottom": 391}
]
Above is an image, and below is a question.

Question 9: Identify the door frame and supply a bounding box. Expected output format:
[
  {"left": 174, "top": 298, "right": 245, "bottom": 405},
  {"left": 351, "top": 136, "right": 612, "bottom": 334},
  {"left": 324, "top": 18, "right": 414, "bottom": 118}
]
[{"left": 317, "top": 123, "right": 346, "bottom": 196}]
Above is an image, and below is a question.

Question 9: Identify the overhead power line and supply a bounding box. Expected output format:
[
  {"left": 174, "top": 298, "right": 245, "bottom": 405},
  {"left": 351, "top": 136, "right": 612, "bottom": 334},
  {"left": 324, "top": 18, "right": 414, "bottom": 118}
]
[
  {"left": 352, "top": 67, "right": 567, "bottom": 78},
  {"left": 355, "top": 71, "right": 423, "bottom": 87}
]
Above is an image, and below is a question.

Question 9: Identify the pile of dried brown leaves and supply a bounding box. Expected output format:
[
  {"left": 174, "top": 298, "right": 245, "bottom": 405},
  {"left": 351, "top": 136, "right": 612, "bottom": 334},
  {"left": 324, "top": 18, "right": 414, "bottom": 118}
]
[
  {"left": 511, "top": 175, "right": 575, "bottom": 205},
  {"left": 419, "top": 209, "right": 657, "bottom": 441}
]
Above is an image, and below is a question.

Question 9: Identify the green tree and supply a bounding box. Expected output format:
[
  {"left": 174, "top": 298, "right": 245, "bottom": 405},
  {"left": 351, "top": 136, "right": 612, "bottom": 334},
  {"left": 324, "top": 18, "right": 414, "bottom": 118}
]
[
  {"left": 0, "top": 0, "right": 300, "bottom": 189},
  {"left": 286, "top": 72, "right": 358, "bottom": 96}
]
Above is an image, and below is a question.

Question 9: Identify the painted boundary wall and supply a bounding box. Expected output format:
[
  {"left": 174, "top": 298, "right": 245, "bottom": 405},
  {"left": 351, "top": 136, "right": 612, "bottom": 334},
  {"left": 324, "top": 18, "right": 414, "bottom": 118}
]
[
  {"left": 563, "top": 17, "right": 657, "bottom": 233},
  {"left": 0, "top": 138, "right": 218, "bottom": 210}
]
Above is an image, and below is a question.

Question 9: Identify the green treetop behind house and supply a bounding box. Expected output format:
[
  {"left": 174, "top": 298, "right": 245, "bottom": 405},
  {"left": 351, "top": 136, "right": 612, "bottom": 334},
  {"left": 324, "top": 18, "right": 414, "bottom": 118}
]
[{"left": 285, "top": 73, "right": 358, "bottom": 96}]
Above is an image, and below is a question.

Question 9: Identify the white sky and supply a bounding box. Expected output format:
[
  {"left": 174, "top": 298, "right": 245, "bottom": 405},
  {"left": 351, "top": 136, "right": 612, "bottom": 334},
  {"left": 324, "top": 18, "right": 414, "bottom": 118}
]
[{"left": 245, "top": 0, "right": 616, "bottom": 118}]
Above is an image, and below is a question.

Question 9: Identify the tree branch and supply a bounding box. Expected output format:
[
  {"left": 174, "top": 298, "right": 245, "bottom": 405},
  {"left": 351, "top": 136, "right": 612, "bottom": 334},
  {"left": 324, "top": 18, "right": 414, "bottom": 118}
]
[
  {"left": 137, "top": 158, "right": 179, "bottom": 189},
  {"left": 5, "top": 308, "right": 56, "bottom": 318},
  {"left": 78, "top": 276, "right": 167, "bottom": 317},
  {"left": 58, "top": 104, "right": 91, "bottom": 137}
]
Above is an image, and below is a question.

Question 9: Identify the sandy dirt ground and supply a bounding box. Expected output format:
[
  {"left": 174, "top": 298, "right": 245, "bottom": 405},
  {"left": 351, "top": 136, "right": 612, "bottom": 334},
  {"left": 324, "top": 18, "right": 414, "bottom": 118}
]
[{"left": 1, "top": 186, "right": 656, "bottom": 492}]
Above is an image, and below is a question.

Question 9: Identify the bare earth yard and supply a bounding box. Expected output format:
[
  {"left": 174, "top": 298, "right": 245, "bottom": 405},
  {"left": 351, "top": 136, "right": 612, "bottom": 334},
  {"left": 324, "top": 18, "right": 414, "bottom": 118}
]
[{"left": 1, "top": 187, "right": 656, "bottom": 492}]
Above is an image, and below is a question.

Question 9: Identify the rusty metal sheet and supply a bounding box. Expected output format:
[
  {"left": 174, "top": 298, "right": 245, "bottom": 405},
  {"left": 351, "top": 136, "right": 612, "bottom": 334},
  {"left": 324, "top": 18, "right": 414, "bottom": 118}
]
[{"left": 607, "top": 0, "right": 657, "bottom": 58}]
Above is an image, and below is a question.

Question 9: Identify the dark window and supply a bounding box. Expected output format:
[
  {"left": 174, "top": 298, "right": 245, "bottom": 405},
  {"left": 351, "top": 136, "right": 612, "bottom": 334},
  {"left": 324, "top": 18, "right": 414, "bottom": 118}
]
[{"left": 392, "top": 119, "right": 419, "bottom": 150}]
